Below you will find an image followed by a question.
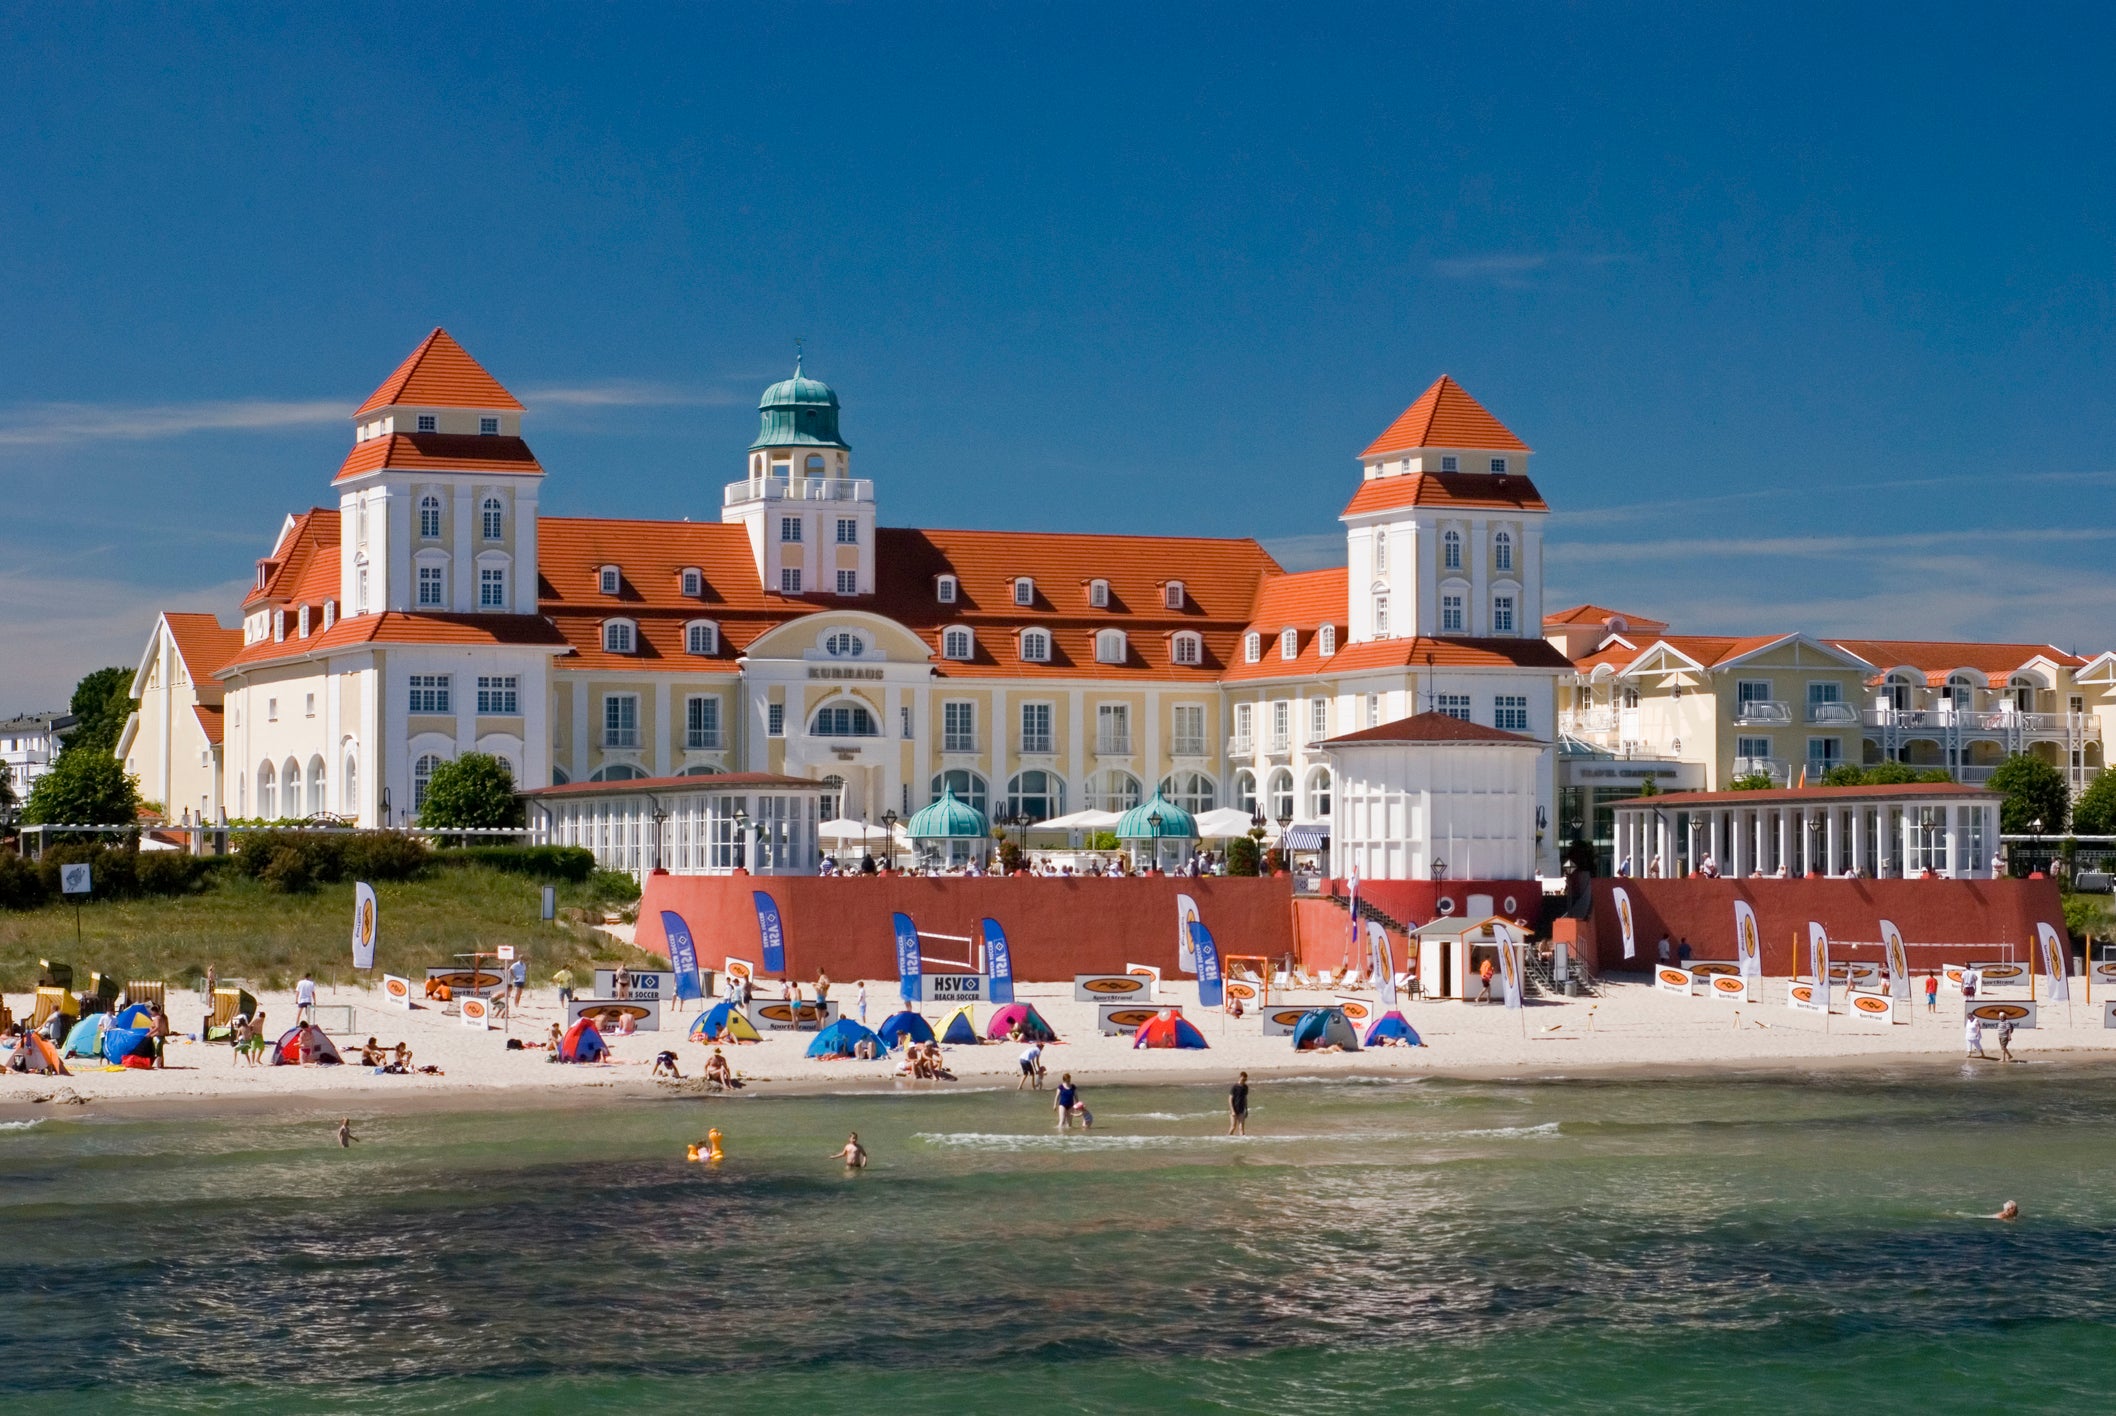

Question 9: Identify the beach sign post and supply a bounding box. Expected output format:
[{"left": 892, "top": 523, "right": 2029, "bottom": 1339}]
[
  {"left": 980, "top": 918, "right": 1014, "bottom": 1006},
  {"left": 1613, "top": 886, "right": 1636, "bottom": 961},
  {"left": 351, "top": 882, "right": 378, "bottom": 971},
  {"left": 1176, "top": 893, "right": 1200, "bottom": 973},
  {"left": 1188, "top": 921, "right": 1223, "bottom": 1011},
  {"left": 894, "top": 912, "right": 922, "bottom": 1004},
  {"left": 1733, "top": 899, "right": 1762, "bottom": 1000}
]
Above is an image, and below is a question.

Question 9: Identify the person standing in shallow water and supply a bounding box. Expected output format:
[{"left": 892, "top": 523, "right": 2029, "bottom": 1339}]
[
  {"left": 831, "top": 1132, "right": 867, "bottom": 1169},
  {"left": 1229, "top": 1072, "right": 1250, "bottom": 1136}
]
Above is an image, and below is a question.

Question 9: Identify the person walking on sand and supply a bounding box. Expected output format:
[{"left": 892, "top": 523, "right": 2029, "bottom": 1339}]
[
  {"left": 295, "top": 972, "right": 317, "bottom": 1025},
  {"left": 1229, "top": 1072, "right": 1250, "bottom": 1136},
  {"left": 510, "top": 956, "right": 527, "bottom": 1009},
  {"left": 1478, "top": 956, "right": 1496, "bottom": 1003},
  {"left": 815, "top": 970, "right": 831, "bottom": 1014},
  {"left": 831, "top": 1132, "right": 867, "bottom": 1169},
  {"left": 1924, "top": 972, "right": 1939, "bottom": 1013},
  {"left": 1965, "top": 1015, "right": 1987, "bottom": 1060},
  {"left": 856, "top": 982, "right": 868, "bottom": 1026},
  {"left": 336, "top": 1118, "right": 358, "bottom": 1149}
]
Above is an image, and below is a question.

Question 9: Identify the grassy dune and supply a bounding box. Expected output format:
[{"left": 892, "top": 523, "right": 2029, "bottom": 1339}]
[{"left": 0, "top": 866, "right": 661, "bottom": 993}]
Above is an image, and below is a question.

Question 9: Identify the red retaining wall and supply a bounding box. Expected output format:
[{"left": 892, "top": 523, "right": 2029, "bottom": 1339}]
[
  {"left": 1290, "top": 898, "right": 1416, "bottom": 975},
  {"left": 635, "top": 873, "right": 1297, "bottom": 981},
  {"left": 1587, "top": 878, "right": 2066, "bottom": 974}
]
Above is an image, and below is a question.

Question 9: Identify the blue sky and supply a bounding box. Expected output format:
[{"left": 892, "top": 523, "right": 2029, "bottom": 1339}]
[{"left": 5, "top": 3, "right": 2115, "bottom": 711}]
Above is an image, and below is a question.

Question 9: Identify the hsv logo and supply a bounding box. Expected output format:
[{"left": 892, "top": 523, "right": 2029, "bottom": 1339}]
[
  {"left": 1339, "top": 1001, "right": 1372, "bottom": 1022},
  {"left": 1712, "top": 976, "right": 1747, "bottom": 995},
  {"left": 1657, "top": 968, "right": 1691, "bottom": 987},
  {"left": 1850, "top": 995, "right": 1891, "bottom": 1016},
  {"left": 1969, "top": 1002, "right": 2031, "bottom": 1022},
  {"left": 755, "top": 1001, "right": 824, "bottom": 1024},
  {"left": 1790, "top": 984, "right": 1815, "bottom": 1003},
  {"left": 1976, "top": 964, "right": 2026, "bottom": 982},
  {"left": 1105, "top": 1008, "right": 1159, "bottom": 1030},
  {"left": 1267, "top": 1008, "right": 1307, "bottom": 1027},
  {"left": 383, "top": 977, "right": 410, "bottom": 1002},
  {"left": 1083, "top": 977, "right": 1145, "bottom": 996},
  {"left": 462, "top": 997, "right": 490, "bottom": 1020}
]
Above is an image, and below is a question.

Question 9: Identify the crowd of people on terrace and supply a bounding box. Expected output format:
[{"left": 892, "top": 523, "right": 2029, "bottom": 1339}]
[{"left": 812, "top": 849, "right": 1329, "bottom": 879}]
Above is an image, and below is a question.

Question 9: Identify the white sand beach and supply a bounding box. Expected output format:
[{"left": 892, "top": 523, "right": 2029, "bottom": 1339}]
[{"left": 5, "top": 973, "right": 2110, "bottom": 1109}]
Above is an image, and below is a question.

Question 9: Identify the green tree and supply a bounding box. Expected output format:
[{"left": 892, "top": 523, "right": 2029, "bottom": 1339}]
[
  {"left": 1862, "top": 761, "right": 1918, "bottom": 785},
  {"left": 60, "top": 666, "right": 136, "bottom": 759},
  {"left": 1821, "top": 764, "right": 1868, "bottom": 786},
  {"left": 1225, "top": 835, "right": 1261, "bottom": 876},
  {"left": 1986, "top": 753, "right": 2069, "bottom": 834},
  {"left": 1636, "top": 777, "right": 1659, "bottom": 798},
  {"left": 0, "top": 761, "right": 15, "bottom": 821},
  {"left": 1728, "top": 772, "right": 1776, "bottom": 791},
  {"left": 2072, "top": 770, "right": 2116, "bottom": 837},
  {"left": 21, "top": 749, "right": 142, "bottom": 827},
  {"left": 417, "top": 753, "right": 524, "bottom": 829}
]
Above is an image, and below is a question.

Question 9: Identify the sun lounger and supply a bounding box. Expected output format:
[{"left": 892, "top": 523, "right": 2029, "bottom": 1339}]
[
  {"left": 1339, "top": 970, "right": 1364, "bottom": 992},
  {"left": 1316, "top": 969, "right": 1336, "bottom": 990}
]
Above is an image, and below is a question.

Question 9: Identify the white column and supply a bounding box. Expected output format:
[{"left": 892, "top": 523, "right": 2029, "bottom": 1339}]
[
  {"left": 1850, "top": 804, "right": 1866, "bottom": 875},
  {"left": 1901, "top": 808, "right": 1917, "bottom": 877},
  {"left": 1776, "top": 809, "right": 1790, "bottom": 875},
  {"left": 1945, "top": 803, "right": 1963, "bottom": 877},
  {"left": 1826, "top": 806, "right": 1841, "bottom": 875}
]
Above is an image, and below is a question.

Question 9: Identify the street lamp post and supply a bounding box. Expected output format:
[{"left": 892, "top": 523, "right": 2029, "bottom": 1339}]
[{"left": 880, "top": 808, "right": 899, "bottom": 872}]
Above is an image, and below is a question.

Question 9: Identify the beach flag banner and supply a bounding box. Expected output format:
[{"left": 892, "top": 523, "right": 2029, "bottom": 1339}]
[
  {"left": 981, "top": 918, "right": 1015, "bottom": 1006},
  {"left": 351, "top": 882, "right": 378, "bottom": 970},
  {"left": 894, "top": 912, "right": 922, "bottom": 1003},
  {"left": 1733, "top": 900, "right": 1761, "bottom": 979},
  {"left": 2037, "top": 922, "right": 2070, "bottom": 1004},
  {"left": 1880, "top": 919, "right": 1911, "bottom": 1001},
  {"left": 1346, "top": 871, "right": 1360, "bottom": 971},
  {"left": 1493, "top": 922, "right": 1523, "bottom": 1011},
  {"left": 751, "top": 892, "right": 787, "bottom": 975},
  {"left": 1176, "top": 893, "right": 1201, "bottom": 973},
  {"left": 1369, "top": 921, "right": 1397, "bottom": 1008},
  {"left": 381, "top": 974, "right": 412, "bottom": 1011},
  {"left": 660, "top": 911, "right": 704, "bottom": 1002},
  {"left": 459, "top": 994, "right": 493, "bottom": 1029},
  {"left": 1189, "top": 921, "right": 1224, "bottom": 1009},
  {"left": 1810, "top": 923, "right": 1832, "bottom": 1014},
  {"left": 1614, "top": 887, "right": 1637, "bottom": 960}
]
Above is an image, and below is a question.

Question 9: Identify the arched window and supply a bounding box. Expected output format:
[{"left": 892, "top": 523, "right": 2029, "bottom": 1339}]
[
  {"left": 1233, "top": 769, "right": 1258, "bottom": 815},
  {"left": 1013, "top": 577, "right": 1035, "bottom": 607},
  {"left": 1170, "top": 632, "right": 1202, "bottom": 666},
  {"left": 257, "top": 761, "right": 276, "bottom": 820},
  {"left": 942, "top": 627, "right": 974, "bottom": 661},
  {"left": 418, "top": 495, "right": 441, "bottom": 539},
  {"left": 1266, "top": 767, "right": 1295, "bottom": 823},
  {"left": 1374, "top": 595, "right": 1390, "bottom": 637},
  {"left": 551, "top": 765, "right": 571, "bottom": 786},
  {"left": 1887, "top": 673, "right": 1916, "bottom": 711},
  {"left": 602, "top": 620, "right": 636, "bottom": 654},
  {"left": 1020, "top": 629, "right": 1051, "bottom": 663},
  {"left": 343, "top": 751, "right": 358, "bottom": 814},
  {"left": 929, "top": 769, "right": 989, "bottom": 817},
  {"left": 1443, "top": 529, "right": 1462, "bottom": 570},
  {"left": 1006, "top": 769, "right": 1065, "bottom": 821},
  {"left": 308, "top": 756, "right": 326, "bottom": 816},
  {"left": 282, "top": 757, "right": 303, "bottom": 817},
  {"left": 686, "top": 621, "right": 720, "bottom": 656},
  {"left": 805, "top": 453, "right": 825, "bottom": 474},
  {"left": 587, "top": 762, "right": 646, "bottom": 782},
  {"left": 1494, "top": 530, "right": 1513, "bottom": 572},
  {"left": 823, "top": 630, "right": 864, "bottom": 657},
  {"left": 1158, "top": 770, "right": 1216, "bottom": 814},
  {"left": 1306, "top": 768, "right": 1332, "bottom": 820},
  {"left": 1094, "top": 629, "right": 1127, "bottom": 664},
  {"left": 1163, "top": 581, "right": 1185, "bottom": 609},
  {"left": 1244, "top": 632, "right": 1262, "bottom": 663},
  {"left": 1318, "top": 624, "right": 1336, "bottom": 656},
  {"left": 681, "top": 567, "right": 702, "bottom": 597},
  {"left": 481, "top": 497, "right": 504, "bottom": 541},
  {"left": 1085, "top": 769, "right": 1142, "bottom": 813},
  {"left": 1279, "top": 627, "right": 1299, "bottom": 660},
  {"left": 811, "top": 702, "right": 879, "bottom": 737},
  {"left": 675, "top": 763, "right": 723, "bottom": 777},
  {"left": 1088, "top": 579, "right": 1110, "bottom": 608},
  {"left": 412, "top": 753, "right": 444, "bottom": 809}
]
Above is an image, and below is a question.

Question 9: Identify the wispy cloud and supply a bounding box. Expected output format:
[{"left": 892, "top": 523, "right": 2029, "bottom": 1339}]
[
  {"left": 0, "top": 561, "right": 250, "bottom": 714},
  {"left": 1430, "top": 251, "right": 1628, "bottom": 290},
  {"left": 1551, "top": 525, "right": 2116, "bottom": 566},
  {"left": 0, "top": 398, "right": 346, "bottom": 447},
  {"left": 1565, "top": 469, "right": 2116, "bottom": 528},
  {"left": 520, "top": 381, "right": 749, "bottom": 410}
]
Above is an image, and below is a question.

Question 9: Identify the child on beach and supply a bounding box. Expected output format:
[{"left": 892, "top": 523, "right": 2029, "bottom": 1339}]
[
  {"left": 1017, "top": 1041, "right": 1044, "bottom": 1090},
  {"left": 1925, "top": 974, "right": 1940, "bottom": 1012},
  {"left": 831, "top": 1132, "right": 868, "bottom": 1169},
  {"left": 1229, "top": 1072, "right": 1250, "bottom": 1136}
]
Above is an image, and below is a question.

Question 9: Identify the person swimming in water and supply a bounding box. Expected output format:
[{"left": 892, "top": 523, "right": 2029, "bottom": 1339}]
[
  {"left": 1991, "top": 1200, "right": 2019, "bottom": 1221},
  {"left": 831, "top": 1132, "right": 868, "bottom": 1169},
  {"left": 686, "top": 1127, "right": 726, "bottom": 1164}
]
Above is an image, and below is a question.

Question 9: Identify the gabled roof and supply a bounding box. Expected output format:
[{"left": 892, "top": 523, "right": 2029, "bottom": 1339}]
[
  {"left": 1826, "top": 638, "right": 2086, "bottom": 687},
  {"left": 334, "top": 433, "right": 543, "bottom": 483},
  {"left": 192, "top": 703, "right": 225, "bottom": 746},
  {"left": 1323, "top": 710, "right": 1543, "bottom": 747},
  {"left": 162, "top": 612, "right": 242, "bottom": 680},
  {"left": 356, "top": 328, "right": 523, "bottom": 416},
  {"left": 537, "top": 516, "right": 801, "bottom": 670},
  {"left": 1545, "top": 603, "right": 1667, "bottom": 631},
  {"left": 244, "top": 509, "right": 340, "bottom": 609},
  {"left": 1340, "top": 471, "right": 1548, "bottom": 519},
  {"left": 1361, "top": 376, "right": 1529, "bottom": 458}
]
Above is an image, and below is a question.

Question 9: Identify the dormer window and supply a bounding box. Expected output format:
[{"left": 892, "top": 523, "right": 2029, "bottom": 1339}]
[
  {"left": 686, "top": 621, "right": 720, "bottom": 656},
  {"left": 272, "top": 610, "right": 285, "bottom": 642},
  {"left": 1163, "top": 581, "right": 1185, "bottom": 610},
  {"left": 322, "top": 600, "right": 337, "bottom": 630},
  {"left": 1013, "top": 577, "right": 1035, "bottom": 607},
  {"left": 480, "top": 416, "right": 500, "bottom": 436},
  {"left": 942, "top": 627, "right": 974, "bottom": 661},
  {"left": 1490, "top": 457, "right": 1507, "bottom": 474},
  {"left": 681, "top": 567, "right": 702, "bottom": 597},
  {"left": 1094, "top": 629, "right": 1128, "bottom": 665},
  {"left": 1441, "top": 455, "right": 1458, "bottom": 472},
  {"left": 297, "top": 605, "right": 311, "bottom": 638},
  {"left": 1088, "top": 579, "right": 1110, "bottom": 609},
  {"left": 1279, "top": 627, "right": 1299, "bottom": 661},
  {"left": 1244, "top": 632, "right": 1262, "bottom": 664},
  {"left": 417, "top": 414, "right": 437, "bottom": 433},
  {"left": 598, "top": 565, "right": 620, "bottom": 595},
  {"left": 1318, "top": 624, "right": 1336, "bottom": 656},
  {"left": 602, "top": 620, "right": 636, "bottom": 654},
  {"left": 1171, "top": 631, "right": 1202, "bottom": 666},
  {"left": 1020, "top": 628, "right": 1051, "bottom": 663},
  {"left": 936, "top": 575, "right": 958, "bottom": 604}
]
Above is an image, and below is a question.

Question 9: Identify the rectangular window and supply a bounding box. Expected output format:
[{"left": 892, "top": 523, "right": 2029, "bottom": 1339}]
[
  {"left": 1311, "top": 698, "right": 1328, "bottom": 742},
  {"left": 901, "top": 706, "right": 913, "bottom": 739},
  {"left": 836, "top": 569, "right": 858, "bottom": 595},
  {"left": 303, "top": 693, "right": 315, "bottom": 717},
  {"left": 1736, "top": 735, "right": 1772, "bottom": 760},
  {"left": 1441, "top": 594, "right": 1465, "bottom": 633},
  {"left": 1494, "top": 695, "right": 1529, "bottom": 732},
  {"left": 1271, "top": 700, "right": 1291, "bottom": 750},
  {"left": 1096, "top": 703, "right": 1130, "bottom": 755},
  {"left": 1089, "top": 580, "right": 1109, "bottom": 608},
  {"left": 1490, "top": 457, "right": 1507, "bottom": 473},
  {"left": 1021, "top": 703, "right": 1054, "bottom": 754},
  {"left": 1366, "top": 693, "right": 1380, "bottom": 728},
  {"left": 417, "top": 565, "right": 444, "bottom": 606},
  {"left": 1172, "top": 703, "right": 1205, "bottom": 756},
  {"left": 1807, "top": 681, "right": 1842, "bottom": 704},
  {"left": 943, "top": 701, "right": 977, "bottom": 753},
  {"left": 937, "top": 576, "right": 957, "bottom": 603},
  {"left": 780, "top": 568, "right": 802, "bottom": 594},
  {"left": 599, "top": 566, "right": 620, "bottom": 594},
  {"left": 479, "top": 567, "right": 506, "bottom": 607},
  {"left": 780, "top": 517, "right": 802, "bottom": 543},
  {"left": 686, "top": 695, "right": 720, "bottom": 749},
  {"left": 1234, "top": 702, "right": 1252, "bottom": 747},
  {"left": 835, "top": 518, "right": 859, "bottom": 544},
  {"left": 408, "top": 674, "right": 451, "bottom": 714},
  {"left": 1436, "top": 693, "right": 1471, "bottom": 722},
  {"left": 1736, "top": 680, "right": 1773, "bottom": 707},
  {"left": 1807, "top": 737, "right": 1842, "bottom": 771},
  {"left": 602, "top": 694, "right": 639, "bottom": 748},
  {"left": 1492, "top": 595, "right": 1515, "bottom": 635},
  {"left": 1440, "top": 455, "right": 1458, "bottom": 472},
  {"left": 477, "top": 676, "right": 520, "bottom": 714},
  {"left": 767, "top": 703, "right": 785, "bottom": 737},
  {"left": 480, "top": 416, "right": 500, "bottom": 436},
  {"left": 1014, "top": 579, "right": 1034, "bottom": 606},
  {"left": 417, "top": 414, "right": 437, "bottom": 433},
  {"left": 686, "top": 622, "right": 718, "bottom": 655}
]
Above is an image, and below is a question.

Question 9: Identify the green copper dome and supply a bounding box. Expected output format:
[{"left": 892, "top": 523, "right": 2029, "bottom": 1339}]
[
  {"left": 907, "top": 786, "right": 989, "bottom": 839},
  {"left": 750, "top": 353, "right": 849, "bottom": 451},
  {"left": 1115, "top": 789, "right": 1196, "bottom": 840}
]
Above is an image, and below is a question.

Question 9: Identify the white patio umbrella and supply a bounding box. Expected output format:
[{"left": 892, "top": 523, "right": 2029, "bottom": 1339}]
[
  {"left": 1193, "top": 806, "right": 1266, "bottom": 840},
  {"left": 818, "top": 817, "right": 908, "bottom": 847},
  {"left": 1031, "top": 809, "right": 1122, "bottom": 833}
]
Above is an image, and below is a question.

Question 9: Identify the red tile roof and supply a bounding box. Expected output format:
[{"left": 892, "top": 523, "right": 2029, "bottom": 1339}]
[
  {"left": 1361, "top": 376, "right": 1529, "bottom": 458},
  {"left": 1544, "top": 603, "right": 1667, "bottom": 631},
  {"left": 1339, "top": 471, "right": 1548, "bottom": 519},
  {"left": 191, "top": 703, "right": 225, "bottom": 745},
  {"left": 1826, "top": 639, "right": 2084, "bottom": 686},
  {"left": 1621, "top": 782, "right": 1997, "bottom": 810},
  {"left": 1629, "top": 633, "right": 1794, "bottom": 670},
  {"left": 244, "top": 509, "right": 341, "bottom": 609},
  {"left": 334, "top": 433, "right": 543, "bottom": 484},
  {"left": 216, "top": 612, "right": 569, "bottom": 676},
  {"left": 162, "top": 612, "right": 242, "bottom": 680},
  {"left": 1323, "top": 710, "right": 1542, "bottom": 746},
  {"left": 1229, "top": 630, "right": 1572, "bottom": 682},
  {"left": 356, "top": 328, "right": 523, "bottom": 416},
  {"left": 523, "top": 771, "right": 823, "bottom": 799}
]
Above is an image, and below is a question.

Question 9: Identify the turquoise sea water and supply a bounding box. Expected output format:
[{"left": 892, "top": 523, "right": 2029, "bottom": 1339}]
[{"left": 3, "top": 1065, "right": 2113, "bottom": 1412}]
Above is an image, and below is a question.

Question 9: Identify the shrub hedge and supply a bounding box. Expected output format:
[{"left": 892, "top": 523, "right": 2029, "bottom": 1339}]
[
  {"left": 229, "top": 830, "right": 432, "bottom": 891},
  {"left": 434, "top": 844, "right": 597, "bottom": 883}
]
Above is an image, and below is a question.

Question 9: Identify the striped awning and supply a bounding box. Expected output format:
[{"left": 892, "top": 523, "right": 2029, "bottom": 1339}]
[{"left": 1280, "top": 824, "right": 1330, "bottom": 851}]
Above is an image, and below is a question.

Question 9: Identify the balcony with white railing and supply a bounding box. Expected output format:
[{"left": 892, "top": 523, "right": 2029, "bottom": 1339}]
[
  {"left": 1861, "top": 707, "right": 2098, "bottom": 740},
  {"left": 1805, "top": 702, "right": 1860, "bottom": 726},
  {"left": 1734, "top": 700, "right": 1793, "bottom": 726},
  {"left": 1266, "top": 732, "right": 1293, "bottom": 756},
  {"left": 684, "top": 731, "right": 723, "bottom": 751},
  {"left": 1019, "top": 733, "right": 1055, "bottom": 755},
  {"left": 941, "top": 732, "right": 981, "bottom": 754},
  {"left": 602, "top": 729, "right": 641, "bottom": 749},
  {"left": 1227, "top": 734, "right": 1254, "bottom": 758},
  {"left": 1170, "top": 735, "right": 1207, "bottom": 757},
  {"left": 723, "top": 476, "right": 874, "bottom": 507},
  {"left": 1096, "top": 733, "right": 1133, "bottom": 756},
  {"left": 1731, "top": 755, "right": 1789, "bottom": 784}
]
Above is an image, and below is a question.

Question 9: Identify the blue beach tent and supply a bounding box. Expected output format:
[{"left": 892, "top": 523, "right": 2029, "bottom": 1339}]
[
  {"left": 112, "top": 1003, "right": 157, "bottom": 1031},
  {"left": 806, "top": 1019, "right": 885, "bottom": 1059},
  {"left": 61, "top": 1014, "right": 107, "bottom": 1059},
  {"left": 102, "top": 1025, "right": 155, "bottom": 1065},
  {"left": 876, "top": 1010, "right": 936, "bottom": 1050},
  {"left": 938, "top": 1007, "right": 980, "bottom": 1046},
  {"left": 690, "top": 1001, "right": 761, "bottom": 1043},
  {"left": 1363, "top": 1011, "right": 1423, "bottom": 1047},
  {"left": 1291, "top": 1007, "right": 1361, "bottom": 1052}
]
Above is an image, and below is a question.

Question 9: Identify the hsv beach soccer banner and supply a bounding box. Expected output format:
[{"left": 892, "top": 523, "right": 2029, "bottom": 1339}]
[
  {"left": 2038, "top": 922, "right": 2071, "bottom": 1003},
  {"left": 1614, "top": 886, "right": 1637, "bottom": 960},
  {"left": 1733, "top": 900, "right": 1761, "bottom": 979},
  {"left": 660, "top": 911, "right": 704, "bottom": 1001},
  {"left": 351, "top": 882, "right": 378, "bottom": 970},
  {"left": 894, "top": 912, "right": 922, "bottom": 1003},
  {"left": 981, "top": 917, "right": 1015, "bottom": 1006},
  {"left": 1810, "top": 923, "right": 1832, "bottom": 1014},
  {"left": 751, "top": 892, "right": 787, "bottom": 975},
  {"left": 1368, "top": 920, "right": 1397, "bottom": 1007},
  {"left": 1188, "top": 921, "right": 1224, "bottom": 1008},
  {"left": 1880, "top": 919, "right": 1911, "bottom": 1001},
  {"left": 1176, "top": 893, "right": 1200, "bottom": 973}
]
